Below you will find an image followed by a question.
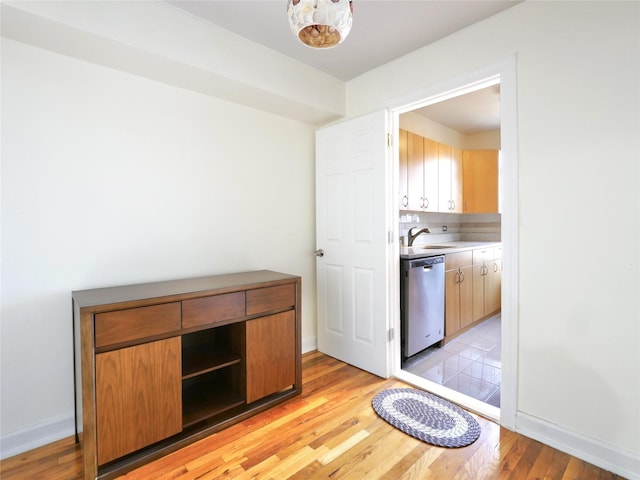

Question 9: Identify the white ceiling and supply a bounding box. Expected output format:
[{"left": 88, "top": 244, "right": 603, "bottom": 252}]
[
  {"left": 166, "top": 0, "right": 520, "bottom": 133},
  {"left": 412, "top": 83, "right": 502, "bottom": 135}
]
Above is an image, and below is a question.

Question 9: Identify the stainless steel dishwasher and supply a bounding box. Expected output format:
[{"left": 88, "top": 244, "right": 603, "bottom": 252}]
[{"left": 401, "top": 255, "right": 445, "bottom": 358}]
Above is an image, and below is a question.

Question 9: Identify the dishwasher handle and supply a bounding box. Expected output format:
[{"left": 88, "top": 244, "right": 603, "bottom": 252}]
[{"left": 408, "top": 256, "right": 444, "bottom": 269}]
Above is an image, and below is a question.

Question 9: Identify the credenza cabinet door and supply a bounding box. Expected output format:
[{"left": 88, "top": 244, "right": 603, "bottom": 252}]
[
  {"left": 95, "top": 337, "right": 182, "bottom": 465},
  {"left": 245, "top": 311, "right": 296, "bottom": 404}
]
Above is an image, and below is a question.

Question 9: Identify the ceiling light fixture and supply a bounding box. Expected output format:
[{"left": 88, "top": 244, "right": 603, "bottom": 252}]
[{"left": 287, "top": 0, "right": 353, "bottom": 49}]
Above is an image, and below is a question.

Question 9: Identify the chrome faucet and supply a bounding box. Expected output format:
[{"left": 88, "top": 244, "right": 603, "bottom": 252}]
[{"left": 407, "top": 226, "right": 431, "bottom": 246}]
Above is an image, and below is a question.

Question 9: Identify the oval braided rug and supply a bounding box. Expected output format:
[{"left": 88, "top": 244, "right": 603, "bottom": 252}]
[{"left": 371, "top": 388, "right": 481, "bottom": 448}]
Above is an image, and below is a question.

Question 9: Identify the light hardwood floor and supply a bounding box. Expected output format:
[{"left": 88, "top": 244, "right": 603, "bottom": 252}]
[{"left": 0, "top": 351, "right": 625, "bottom": 479}]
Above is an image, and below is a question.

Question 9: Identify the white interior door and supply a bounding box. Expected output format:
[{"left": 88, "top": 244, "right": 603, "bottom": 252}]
[{"left": 315, "top": 110, "right": 391, "bottom": 378}]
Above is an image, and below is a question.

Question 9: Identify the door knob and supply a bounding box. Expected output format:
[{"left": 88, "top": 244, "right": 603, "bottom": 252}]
[{"left": 314, "top": 249, "right": 325, "bottom": 257}]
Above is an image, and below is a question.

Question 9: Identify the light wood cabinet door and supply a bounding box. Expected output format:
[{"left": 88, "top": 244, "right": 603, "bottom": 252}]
[
  {"left": 471, "top": 247, "right": 502, "bottom": 320},
  {"left": 246, "top": 311, "right": 296, "bottom": 404},
  {"left": 445, "top": 269, "right": 461, "bottom": 336},
  {"left": 446, "top": 264, "right": 474, "bottom": 338},
  {"left": 472, "top": 263, "right": 486, "bottom": 322},
  {"left": 399, "top": 129, "right": 409, "bottom": 210},
  {"left": 438, "top": 143, "right": 463, "bottom": 213},
  {"left": 463, "top": 150, "right": 499, "bottom": 213},
  {"left": 407, "top": 131, "right": 424, "bottom": 211},
  {"left": 485, "top": 257, "right": 502, "bottom": 314},
  {"left": 95, "top": 337, "right": 182, "bottom": 465},
  {"left": 438, "top": 143, "right": 452, "bottom": 212},
  {"left": 450, "top": 147, "right": 463, "bottom": 213},
  {"left": 422, "top": 137, "right": 439, "bottom": 212},
  {"left": 458, "top": 265, "right": 474, "bottom": 329}
]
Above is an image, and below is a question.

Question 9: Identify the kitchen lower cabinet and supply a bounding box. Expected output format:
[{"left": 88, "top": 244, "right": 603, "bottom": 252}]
[
  {"left": 485, "top": 247, "right": 502, "bottom": 314},
  {"left": 444, "top": 252, "right": 473, "bottom": 338},
  {"left": 73, "top": 271, "right": 301, "bottom": 480},
  {"left": 442, "top": 245, "right": 501, "bottom": 342},
  {"left": 472, "top": 247, "right": 501, "bottom": 320}
]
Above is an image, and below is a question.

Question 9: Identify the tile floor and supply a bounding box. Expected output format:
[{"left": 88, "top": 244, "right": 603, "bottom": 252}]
[{"left": 402, "top": 313, "right": 501, "bottom": 407}]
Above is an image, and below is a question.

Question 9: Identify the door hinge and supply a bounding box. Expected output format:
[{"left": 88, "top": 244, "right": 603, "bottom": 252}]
[
  {"left": 388, "top": 230, "right": 394, "bottom": 244},
  {"left": 387, "top": 132, "right": 392, "bottom": 147},
  {"left": 387, "top": 328, "right": 395, "bottom": 342}
]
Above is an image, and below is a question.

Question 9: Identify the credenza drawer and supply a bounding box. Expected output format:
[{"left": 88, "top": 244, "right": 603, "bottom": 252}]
[
  {"left": 246, "top": 284, "right": 295, "bottom": 316},
  {"left": 95, "top": 302, "right": 181, "bottom": 348},
  {"left": 182, "top": 292, "right": 245, "bottom": 328}
]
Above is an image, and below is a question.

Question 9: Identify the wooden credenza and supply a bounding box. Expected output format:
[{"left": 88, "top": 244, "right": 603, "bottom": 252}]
[{"left": 73, "top": 270, "right": 302, "bottom": 480}]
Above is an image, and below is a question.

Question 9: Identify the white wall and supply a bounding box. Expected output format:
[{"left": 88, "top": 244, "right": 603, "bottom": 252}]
[
  {"left": 1, "top": 1, "right": 345, "bottom": 125},
  {"left": 348, "top": 0, "right": 640, "bottom": 474},
  {"left": 2, "top": 1, "right": 639, "bottom": 476},
  {"left": 0, "top": 37, "right": 317, "bottom": 455}
]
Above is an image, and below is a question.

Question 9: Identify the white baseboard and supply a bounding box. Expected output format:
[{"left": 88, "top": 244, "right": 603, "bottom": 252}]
[
  {"left": 516, "top": 412, "right": 640, "bottom": 480},
  {"left": 302, "top": 336, "right": 317, "bottom": 354},
  {"left": 0, "top": 413, "right": 76, "bottom": 460}
]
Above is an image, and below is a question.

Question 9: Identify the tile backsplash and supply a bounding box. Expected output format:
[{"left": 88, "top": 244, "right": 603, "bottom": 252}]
[{"left": 399, "top": 211, "right": 501, "bottom": 246}]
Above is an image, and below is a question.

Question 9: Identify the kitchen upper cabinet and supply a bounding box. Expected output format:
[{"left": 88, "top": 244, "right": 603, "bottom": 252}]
[
  {"left": 406, "top": 131, "right": 438, "bottom": 212},
  {"left": 463, "top": 150, "right": 499, "bottom": 213},
  {"left": 406, "top": 131, "right": 423, "bottom": 211},
  {"left": 399, "top": 129, "right": 409, "bottom": 210},
  {"left": 422, "top": 138, "right": 439, "bottom": 212},
  {"left": 438, "top": 144, "right": 463, "bottom": 213},
  {"left": 402, "top": 130, "right": 483, "bottom": 215}
]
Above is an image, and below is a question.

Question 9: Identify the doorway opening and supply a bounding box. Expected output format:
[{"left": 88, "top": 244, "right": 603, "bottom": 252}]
[{"left": 390, "top": 63, "right": 518, "bottom": 426}]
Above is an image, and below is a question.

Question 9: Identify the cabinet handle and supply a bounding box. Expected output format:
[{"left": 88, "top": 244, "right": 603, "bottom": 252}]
[
  {"left": 402, "top": 195, "right": 408, "bottom": 207},
  {"left": 455, "top": 271, "right": 460, "bottom": 283},
  {"left": 424, "top": 198, "right": 429, "bottom": 210},
  {"left": 459, "top": 269, "right": 465, "bottom": 283},
  {"left": 419, "top": 197, "right": 424, "bottom": 208},
  {"left": 494, "top": 262, "right": 498, "bottom": 272},
  {"left": 451, "top": 200, "right": 455, "bottom": 210}
]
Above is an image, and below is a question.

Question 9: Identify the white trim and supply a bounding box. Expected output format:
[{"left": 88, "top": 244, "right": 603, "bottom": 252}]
[
  {"left": 0, "top": 412, "right": 75, "bottom": 460},
  {"left": 497, "top": 54, "right": 519, "bottom": 431},
  {"left": 389, "top": 55, "right": 519, "bottom": 430},
  {"left": 395, "top": 369, "right": 500, "bottom": 423},
  {"left": 516, "top": 412, "right": 640, "bottom": 480}
]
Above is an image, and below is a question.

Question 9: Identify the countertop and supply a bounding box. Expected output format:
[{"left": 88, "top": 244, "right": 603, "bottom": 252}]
[{"left": 400, "top": 241, "right": 501, "bottom": 260}]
